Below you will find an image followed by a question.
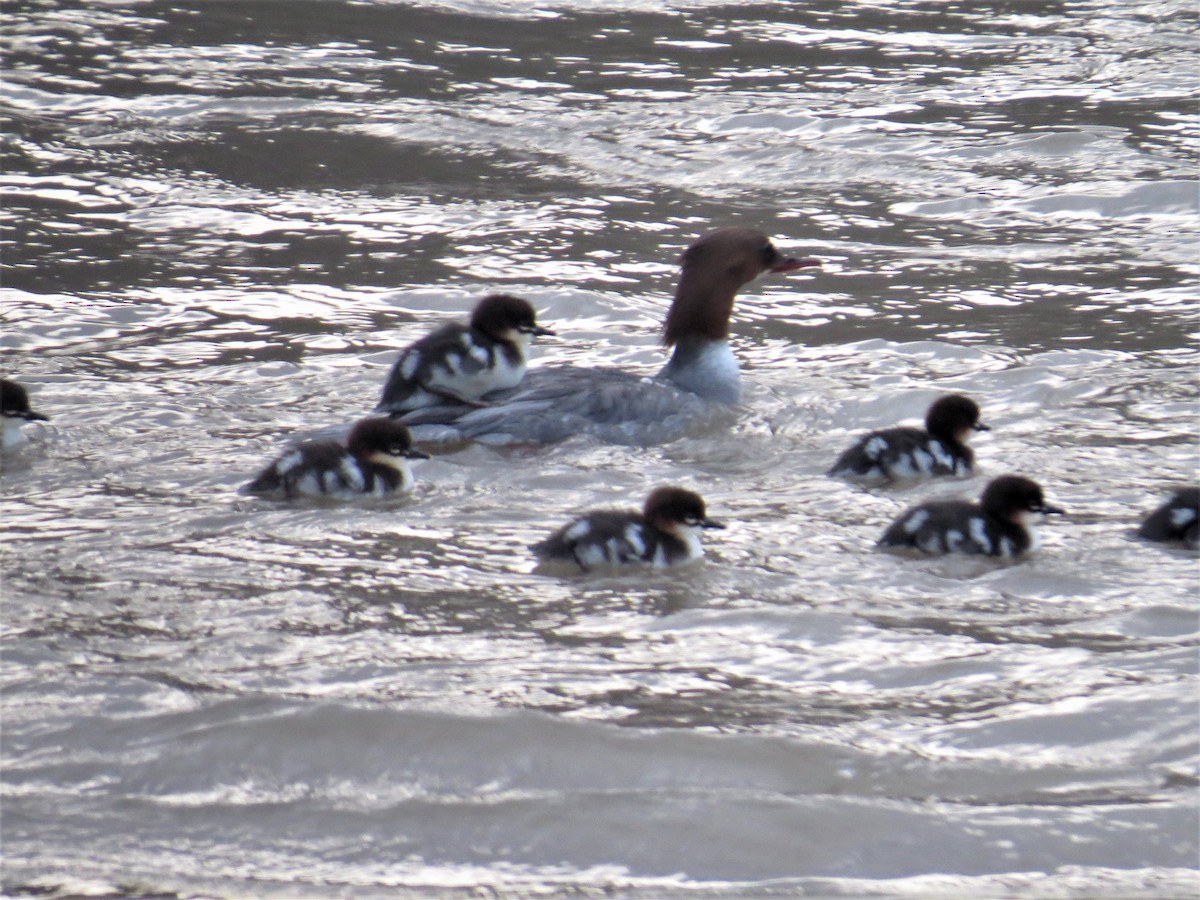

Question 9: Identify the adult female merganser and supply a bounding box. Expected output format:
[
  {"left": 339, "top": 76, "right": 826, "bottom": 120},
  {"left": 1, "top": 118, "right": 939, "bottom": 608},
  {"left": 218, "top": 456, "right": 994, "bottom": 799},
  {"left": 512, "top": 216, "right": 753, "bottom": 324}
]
[
  {"left": 377, "top": 293, "right": 553, "bottom": 412},
  {"left": 243, "top": 417, "right": 428, "bottom": 499},
  {"left": 395, "top": 227, "right": 819, "bottom": 446},
  {"left": 532, "top": 486, "right": 725, "bottom": 572},
  {"left": 828, "top": 394, "right": 989, "bottom": 484},
  {"left": 878, "top": 474, "right": 1064, "bottom": 558},
  {"left": 2, "top": 379, "right": 49, "bottom": 449},
  {"left": 1136, "top": 488, "right": 1199, "bottom": 549}
]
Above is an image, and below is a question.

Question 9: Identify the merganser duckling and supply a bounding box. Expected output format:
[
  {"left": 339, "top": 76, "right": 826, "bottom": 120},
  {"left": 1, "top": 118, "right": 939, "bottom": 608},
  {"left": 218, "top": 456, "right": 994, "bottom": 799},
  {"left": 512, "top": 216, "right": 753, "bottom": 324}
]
[
  {"left": 1136, "top": 488, "right": 1199, "bottom": 549},
  {"left": 532, "top": 486, "right": 725, "bottom": 572},
  {"left": 829, "top": 394, "right": 989, "bottom": 484},
  {"left": 377, "top": 293, "right": 554, "bottom": 413},
  {"left": 243, "top": 417, "right": 428, "bottom": 499},
  {"left": 2, "top": 379, "right": 49, "bottom": 449},
  {"left": 878, "top": 474, "right": 1064, "bottom": 558},
  {"left": 395, "top": 227, "right": 819, "bottom": 446}
]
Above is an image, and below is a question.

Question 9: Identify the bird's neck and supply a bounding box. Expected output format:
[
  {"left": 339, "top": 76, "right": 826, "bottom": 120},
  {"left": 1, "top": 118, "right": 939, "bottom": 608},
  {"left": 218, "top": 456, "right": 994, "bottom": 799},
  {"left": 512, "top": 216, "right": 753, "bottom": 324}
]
[{"left": 658, "top": 337, "right": 740, "bottom": 404}]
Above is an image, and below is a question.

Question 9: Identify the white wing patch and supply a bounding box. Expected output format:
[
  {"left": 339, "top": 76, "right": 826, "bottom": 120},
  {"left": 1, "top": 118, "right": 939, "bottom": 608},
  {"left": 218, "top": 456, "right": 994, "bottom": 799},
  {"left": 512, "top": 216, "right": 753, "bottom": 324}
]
[
  {"left": 277, "top": 449, "right": 305, "bottom": 475},
  {"left": 1171, "top": 507, "right": 1197, "bottom": 528},
  {"left": 864, "top": 436, "right": 888, "bottom": 460},
  {"left": 623, "top": 523, "right": 648, "bottom": 557},
  {"left": 399, "top": 351, "right": 420, "bottom": 380},
  {"left": 967, "top": 517, "right": 992, "bottom": 554},
  {"left": 464, "top": 335, "right": 490, "bottom": 366},
  {"left": 338, "top": 457, "right": 365, "bottom": 493},
  {"left": 903, "top": 509, "right": 929, "bottom": 535},
  {"left": 564, "top": 519, "right": 592, "bottom": 543},
  {"left": 927, "top": 440, "right": 953, "bottom": 470}
]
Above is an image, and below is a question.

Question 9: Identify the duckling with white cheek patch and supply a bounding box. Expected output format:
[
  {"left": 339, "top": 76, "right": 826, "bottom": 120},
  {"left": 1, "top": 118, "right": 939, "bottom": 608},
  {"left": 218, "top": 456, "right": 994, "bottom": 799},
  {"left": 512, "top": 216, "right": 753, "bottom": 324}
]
[
  {"left": 377, "top": 293, "right": 553, "bottom": 413},
  {"left": 829, "top": 394, "right": 989, "bottom": 485},
  {"left": 532, "top": 486, "right": 725, "bottom": 572},
  {"left": 244, "top": 417, "right": 428, "bottom": 499},
  {"left": 878, "top": 475, "right": 1064, "bottom": 558}
]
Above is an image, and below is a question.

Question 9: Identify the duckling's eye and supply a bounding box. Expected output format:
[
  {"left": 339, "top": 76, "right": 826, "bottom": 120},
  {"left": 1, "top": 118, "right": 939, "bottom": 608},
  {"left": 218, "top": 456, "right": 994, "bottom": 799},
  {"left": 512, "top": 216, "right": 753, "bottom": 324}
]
[{"left": 759, "top": 242, "right": 777, "bottom": 267}]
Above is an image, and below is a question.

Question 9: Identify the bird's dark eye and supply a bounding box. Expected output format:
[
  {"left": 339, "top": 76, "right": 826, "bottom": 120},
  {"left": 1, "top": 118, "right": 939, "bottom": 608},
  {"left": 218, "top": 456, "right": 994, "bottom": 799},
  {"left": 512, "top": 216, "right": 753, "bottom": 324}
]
[{"left": 759, "top": 242, "right": 777, "bottom": 267}]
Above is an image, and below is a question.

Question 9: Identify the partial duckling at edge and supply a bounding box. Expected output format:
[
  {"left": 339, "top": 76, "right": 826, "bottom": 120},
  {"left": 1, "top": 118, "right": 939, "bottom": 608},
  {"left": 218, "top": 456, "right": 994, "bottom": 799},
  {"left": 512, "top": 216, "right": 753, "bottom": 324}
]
[
  {"left": 1136, "top": 487, "right": 1199, "bottom": 549},
  {"left": 2, "top": 378, "right": 50, "bottom": 450}
]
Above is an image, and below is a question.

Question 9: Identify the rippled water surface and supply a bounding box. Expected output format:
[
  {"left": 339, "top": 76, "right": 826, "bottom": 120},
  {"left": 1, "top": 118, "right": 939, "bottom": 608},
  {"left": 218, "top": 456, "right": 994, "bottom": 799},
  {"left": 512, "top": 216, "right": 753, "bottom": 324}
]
[{"left": 2, "top": 0, "right": 1198, "bottom": 896}]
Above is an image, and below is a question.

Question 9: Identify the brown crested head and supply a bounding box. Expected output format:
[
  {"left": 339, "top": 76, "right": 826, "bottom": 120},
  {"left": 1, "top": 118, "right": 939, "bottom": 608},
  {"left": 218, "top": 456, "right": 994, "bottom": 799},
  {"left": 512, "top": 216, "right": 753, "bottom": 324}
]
[
  {"left": 925, "top": 394, "right": 988, "bottom": 442},
  {"left": 980, "top": 475, "right": 1065, "bottom": 522},
  {"left": 470, "top": 294, "right": 553, "bottom": 339},
  {"left": 662, "top": 227, "right": 819, "bottom": 346},
  {"left": 347, "top": 417, "right": 429, "bottom": 460},
  {"left": 642, "top": 485, "right": 724, "bottom": 530}
]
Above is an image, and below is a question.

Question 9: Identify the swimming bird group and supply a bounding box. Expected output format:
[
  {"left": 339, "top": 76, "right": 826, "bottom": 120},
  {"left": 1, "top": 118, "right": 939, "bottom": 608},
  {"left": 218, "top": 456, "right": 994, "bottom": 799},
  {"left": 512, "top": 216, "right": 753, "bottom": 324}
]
[
  {"left": 5, "top": 226, "right": 1195, "bottom": 571},
  {"left": 389, "top": 226, "right": 819, "bottom": 446}
]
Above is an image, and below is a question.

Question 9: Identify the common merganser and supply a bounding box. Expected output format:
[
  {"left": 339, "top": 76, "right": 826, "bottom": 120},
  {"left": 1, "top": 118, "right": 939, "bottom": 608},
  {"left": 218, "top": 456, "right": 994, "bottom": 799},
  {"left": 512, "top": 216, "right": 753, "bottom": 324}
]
[
  {"left": 2, "top": 379, "right": 49, "bottom": 450},
  {"left": 878, "top": 474, "right": 1064, "bottom": 558},
  {"left": 395, "top": 227, "right": 819, "bottom": 446},
  {"left": 377, "top": 293, "right": 553, "bottom": 413},
  {"left": 532, "top": 486, "right": 725, "bottom": 572},
  {"left": 829, "top": 394, "right": 989, "bottom": 484},
  {"left": 1136, "top": 488, "right": 1199, "bottom": 549},
  {"left": 243, "top": 417, "right": 428, "bottom": 499}
]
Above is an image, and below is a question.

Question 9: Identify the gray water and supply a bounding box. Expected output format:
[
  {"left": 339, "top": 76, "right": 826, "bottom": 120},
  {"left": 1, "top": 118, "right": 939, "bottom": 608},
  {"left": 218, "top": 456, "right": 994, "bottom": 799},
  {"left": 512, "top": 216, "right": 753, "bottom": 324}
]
[{"left": 2, "top": 0, "right": 1198, "bottom": 896}]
